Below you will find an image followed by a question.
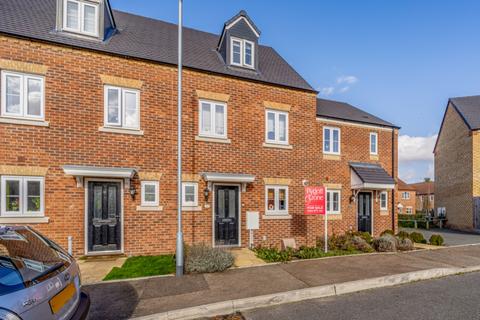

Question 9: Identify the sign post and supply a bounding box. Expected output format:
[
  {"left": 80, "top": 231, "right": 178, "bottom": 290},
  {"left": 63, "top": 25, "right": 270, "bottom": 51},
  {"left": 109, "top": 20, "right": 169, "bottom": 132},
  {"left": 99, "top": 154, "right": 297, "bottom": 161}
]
[{"left": 304, "top": 186, "right": 327, "bottom": 253}]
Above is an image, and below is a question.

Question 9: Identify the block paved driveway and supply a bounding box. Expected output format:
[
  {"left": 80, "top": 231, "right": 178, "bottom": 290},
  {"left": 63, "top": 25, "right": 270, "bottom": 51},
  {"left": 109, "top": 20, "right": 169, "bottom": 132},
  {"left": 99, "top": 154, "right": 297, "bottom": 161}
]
[{"left": 401, "top": 228, "right": 480, "bottom": 246}]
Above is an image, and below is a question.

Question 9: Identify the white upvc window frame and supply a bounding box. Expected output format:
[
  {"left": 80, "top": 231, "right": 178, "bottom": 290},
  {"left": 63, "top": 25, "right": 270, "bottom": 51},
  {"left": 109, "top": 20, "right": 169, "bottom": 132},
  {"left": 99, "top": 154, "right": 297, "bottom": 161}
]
[
  {"left": 104, "top": 85, "right": 140, "bottom": 130},
  {"left": 1, "top": 176, "right": 45, "bottom": 217},
  {"left": 182, "top": 182, "right": 198, "bottom": 207},
  {"left": 141, "top": 181, "right": 159, "bottom": 207},
  {"left": 370, "top": 132, "right": 378, "bottom": 155},
  {"left": 326, "top": 189, "right": 341, "bottom": 215},
  {"left": 323, "top": 126, "right": 341, "bottom": 155},
  {"left": 1, "top": 71, "right": 45, "bottom": 120},
  {"left": 265, "top": 109, "right": 289, "bottom": 145},
  {"left": 198, "top": 99, "right": 227, "bottom": 139},
  {"left": 265, "top": 185, "right": 289, "bottom": 215},
  {"left": 63, "top": 0, "right": 99, "bottom": 37},
  {"left": 230, "top": 37, "right": 255, "bottom": 68},
  {"left": 380, "top": 191, "right": 388, "bottom": 211},
  {"left": 406, "top": 207, "right": 413, "bottom": 214},
  {"left": 402, "top": 192, "right": 410, "bottom": 200}
]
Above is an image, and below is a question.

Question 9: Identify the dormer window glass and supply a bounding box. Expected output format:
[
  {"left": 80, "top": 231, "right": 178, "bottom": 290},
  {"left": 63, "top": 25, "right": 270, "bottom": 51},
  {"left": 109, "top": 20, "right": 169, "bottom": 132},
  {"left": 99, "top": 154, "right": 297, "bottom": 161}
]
[
  {"left": 230, "top": 37, "right": 255, "bottom": 68},
  {"left": 63, "top": 0, "right": 99, "bottom": 37}
]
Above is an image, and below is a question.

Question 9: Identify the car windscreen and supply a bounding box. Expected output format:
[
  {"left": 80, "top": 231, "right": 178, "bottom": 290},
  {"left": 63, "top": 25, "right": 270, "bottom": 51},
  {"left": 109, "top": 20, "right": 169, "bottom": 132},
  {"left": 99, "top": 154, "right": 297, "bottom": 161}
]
[{"left": 0, "top": 227, "right": 72, "bottom": 296}]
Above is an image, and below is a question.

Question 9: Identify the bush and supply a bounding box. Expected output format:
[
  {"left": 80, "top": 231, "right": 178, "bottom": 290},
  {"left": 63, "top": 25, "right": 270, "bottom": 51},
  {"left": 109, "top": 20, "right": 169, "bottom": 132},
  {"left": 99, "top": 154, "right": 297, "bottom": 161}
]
[
  {"left": 254, "top": 246, "right": 294, "bottom": 263},
  {"left": 351, "top": 236, "right": 374, "bottom": 253},
  {"left": 429, "top": 234, "right": 444, "bottom": 246},
  {"left": 397, "top": 238, "right": 414, "bottom": 251},
  {"left": 409, "top": 232, "right": 427, "bottom": 244},
  {"left": 328, "top": 234, "right": 357, "bottom": 252},
  {"left": 396, "top": 231, "right": 410, "bottom": 240},
  {"left": 373, "top": 234, "right": 397, "bottom": 252},
  {"left": 380, "top": 229, "right": 394, "bottom": 236},
  {"left": 185, "top": 244, "right": 234, "bottom": 273},
  {"left": 399, "top": 220, "right": 415, "bottom": 228},
  {"left": 351, "top": 231, "right": 373, "bottom": 244},
  {"left": 295, "top": 246, "right": 323, "bottom": 259}
]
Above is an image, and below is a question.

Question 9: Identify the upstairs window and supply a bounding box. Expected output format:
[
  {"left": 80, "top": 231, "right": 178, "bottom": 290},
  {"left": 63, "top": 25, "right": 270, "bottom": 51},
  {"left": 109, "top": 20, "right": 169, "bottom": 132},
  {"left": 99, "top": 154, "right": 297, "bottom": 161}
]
[
  {"left": 323, "top": 127, "right": 340, "bottom": 155},
  {"left": 1, "top": 71, "right": 44, "bottom": 120},
  {"left": 104, "top": 86, "right": 140, "bottom": 130},
  {"left": 63, "top": 0, "right": 99, "bottom": 36},
  {"left": 266, "top": 109, "right": 288, "bottom": 145},
  {"left": 199, "top": 100, "right": 227, "bottom": 139},
  {"left": 402, "top": 192, "right": 410, "bottom": 200},
  {"left": 370, "top": 132, "right": 378, "bottom": 155},
  {"left": 230, "top": 37, "right": 255, "bottom": 68}
]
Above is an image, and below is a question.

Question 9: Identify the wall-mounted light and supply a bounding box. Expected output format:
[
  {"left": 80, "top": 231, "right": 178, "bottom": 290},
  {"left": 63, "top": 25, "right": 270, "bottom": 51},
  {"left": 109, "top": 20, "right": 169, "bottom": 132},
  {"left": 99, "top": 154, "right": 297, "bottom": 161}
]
[
  {"left": 129, "top": 184, "right": 136, "bottom": 199},
  {"left": 204, "top": 187, "right": 210, "bottom": 202}
]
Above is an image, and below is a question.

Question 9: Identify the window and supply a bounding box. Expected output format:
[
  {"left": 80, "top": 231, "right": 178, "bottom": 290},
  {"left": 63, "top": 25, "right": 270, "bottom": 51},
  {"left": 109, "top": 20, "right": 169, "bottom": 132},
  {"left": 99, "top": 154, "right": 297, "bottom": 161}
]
[
  {"left": 380, "top": 191, "right": 388, "bottom": 210},
  {"left": 402, "top": 192, "right": 410, "bottom": 200},
  {"left": 182, "top": 182, "right": 198, "bottom": 207},
  {"left": 323, "top": 127, "right": 340, "bottom": 154},
  {"left": 104, "top": 86, "right": 140, "bottom": 130},
  {"left": 265, "top": 186, "right": 288, "bottom": 215},
  {"left": 141, "top": 181, "right": 159, "bottom": 207},
  {"left": 63, "top": 0, "right": 99, "bottom": 36},
  {"left": 199, "top": 100, "right": 227, "bottom": 138},
  {"left": 265, "top": 110, "right": 288, "bottom": 144},
  {"left": 230, "top": 37, "right": 255, "bottom": 68},
  {"left": 1, "top": 71, "right": 44, "bottom": 120},
  {"left": 429, "top": 195, "right": 434, "bottom": 201},
  {"left": 1, "top": 176, "right": 44, "bottom": 217},
  {"left": 326, "top": 189, "right": 341, "bottom": 214},
  {"left": 370, "top": 132, "right": 378, "bottom": 155},
  {"left": 406, "top": 207, "right": 413, "bottom": 214}
]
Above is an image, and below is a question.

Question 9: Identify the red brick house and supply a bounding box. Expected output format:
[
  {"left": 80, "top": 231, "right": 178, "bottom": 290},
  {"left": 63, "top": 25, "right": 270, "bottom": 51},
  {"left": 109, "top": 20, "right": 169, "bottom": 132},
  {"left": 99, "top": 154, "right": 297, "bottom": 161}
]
[
  {"left": 396, "top": 179, "right": 416, "bottom": 214},
  {"left": 0, "top": 0, "right": 398, "bottom": 257}
]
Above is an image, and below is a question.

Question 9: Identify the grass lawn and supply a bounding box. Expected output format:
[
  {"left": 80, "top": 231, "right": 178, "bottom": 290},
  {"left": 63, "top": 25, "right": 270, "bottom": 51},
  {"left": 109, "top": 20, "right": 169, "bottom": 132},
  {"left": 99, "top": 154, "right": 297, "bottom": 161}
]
[{"left": 103, "top": 255, "right": 176, "bottom": 281}]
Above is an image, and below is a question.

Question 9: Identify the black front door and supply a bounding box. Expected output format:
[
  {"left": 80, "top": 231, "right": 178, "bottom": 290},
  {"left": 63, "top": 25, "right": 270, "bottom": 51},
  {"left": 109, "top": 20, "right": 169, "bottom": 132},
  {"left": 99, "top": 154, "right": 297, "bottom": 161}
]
[
  {"left": 358, "top": 192, "right": 372, "bottom": 234},
  {"left": 215, "top": 186, "right": 239, "bottom": 246},
  {"left": 87, "top": 182, "right": 122, "bottom": 252}
]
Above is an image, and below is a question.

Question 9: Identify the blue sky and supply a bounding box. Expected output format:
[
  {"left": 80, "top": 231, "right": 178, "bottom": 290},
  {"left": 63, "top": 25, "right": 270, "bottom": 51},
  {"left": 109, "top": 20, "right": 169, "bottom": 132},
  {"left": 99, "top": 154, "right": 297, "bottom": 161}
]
[{"left": 110, "top": 0, "right": 480, "bottom": 183}]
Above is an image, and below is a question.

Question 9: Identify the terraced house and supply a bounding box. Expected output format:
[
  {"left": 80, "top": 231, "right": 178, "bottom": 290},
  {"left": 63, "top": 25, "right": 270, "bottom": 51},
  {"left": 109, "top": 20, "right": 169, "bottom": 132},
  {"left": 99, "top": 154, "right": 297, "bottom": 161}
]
[{"left": 0, "top": 0, "right": 398, "bottom": 257}]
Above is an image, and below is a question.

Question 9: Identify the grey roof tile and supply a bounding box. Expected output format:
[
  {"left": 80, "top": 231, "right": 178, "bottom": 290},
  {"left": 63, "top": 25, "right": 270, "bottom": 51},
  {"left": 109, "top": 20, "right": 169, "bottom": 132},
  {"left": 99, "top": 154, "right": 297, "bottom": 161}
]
[
  {"left": 350, "top": 162, "right": 395, "bottom": 185},
  {"left": 0, "top": 0, "right": 315, "bottom": 92},
  {"left": 449, "top": 95, "right": 480, "bottom": 130}
]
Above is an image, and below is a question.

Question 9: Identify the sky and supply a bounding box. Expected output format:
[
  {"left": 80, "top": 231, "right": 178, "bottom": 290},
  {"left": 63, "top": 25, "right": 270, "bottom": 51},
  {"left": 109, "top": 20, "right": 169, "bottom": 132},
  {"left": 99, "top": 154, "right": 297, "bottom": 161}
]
[{"left": 110, "top": 0, "right": 480, "bottom": 183}]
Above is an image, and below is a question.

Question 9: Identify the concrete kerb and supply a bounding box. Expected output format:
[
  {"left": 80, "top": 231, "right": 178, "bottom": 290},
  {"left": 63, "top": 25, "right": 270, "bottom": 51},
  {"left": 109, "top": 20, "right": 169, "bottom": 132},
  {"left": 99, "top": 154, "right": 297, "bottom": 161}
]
[{"left": 130, "top": 265, "right": 480, "bottom": 320}]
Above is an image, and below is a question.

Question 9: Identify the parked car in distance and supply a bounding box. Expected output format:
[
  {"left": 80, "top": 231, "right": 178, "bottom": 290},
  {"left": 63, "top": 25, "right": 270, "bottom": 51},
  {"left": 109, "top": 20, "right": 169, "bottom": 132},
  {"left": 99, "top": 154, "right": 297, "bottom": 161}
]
[{"left": 0, "top": 226, "right": 89, "bottom": 320}]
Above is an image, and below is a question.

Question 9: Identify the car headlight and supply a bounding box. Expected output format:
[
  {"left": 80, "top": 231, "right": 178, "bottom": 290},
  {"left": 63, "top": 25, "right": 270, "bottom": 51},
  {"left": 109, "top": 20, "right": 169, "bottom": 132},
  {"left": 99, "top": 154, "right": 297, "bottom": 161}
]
[{"left": 0, "top": 308, "right": 21, "bottom": 320}]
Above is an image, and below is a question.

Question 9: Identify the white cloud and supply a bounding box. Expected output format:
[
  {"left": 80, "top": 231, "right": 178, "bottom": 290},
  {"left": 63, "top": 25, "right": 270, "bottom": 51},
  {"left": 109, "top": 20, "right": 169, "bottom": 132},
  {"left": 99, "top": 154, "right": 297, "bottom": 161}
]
[
  {"left": 337, "top": 75, "right": 358, "bottom": 85},
  {"left": 398, "top": 135, "right": 437, "bottom": 162},
  {"left": 319, "top": 87, "right": 335, "bottom": 96},
  {"left": 338, "top": 86, "right": 350, "bottom": 93}
]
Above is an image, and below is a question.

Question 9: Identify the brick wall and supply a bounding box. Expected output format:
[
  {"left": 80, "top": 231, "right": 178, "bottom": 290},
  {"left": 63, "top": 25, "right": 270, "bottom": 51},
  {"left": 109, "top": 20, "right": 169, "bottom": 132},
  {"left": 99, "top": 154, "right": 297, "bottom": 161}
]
[{"left": 397, "top": 190, "right": 416, "bottom": 214}]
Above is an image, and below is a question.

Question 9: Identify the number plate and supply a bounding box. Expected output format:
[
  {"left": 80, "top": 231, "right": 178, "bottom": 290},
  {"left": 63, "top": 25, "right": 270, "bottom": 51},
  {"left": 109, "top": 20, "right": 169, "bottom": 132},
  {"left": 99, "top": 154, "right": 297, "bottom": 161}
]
[{"left": 49, "top": 282, "right": 76, "bottom": 314}]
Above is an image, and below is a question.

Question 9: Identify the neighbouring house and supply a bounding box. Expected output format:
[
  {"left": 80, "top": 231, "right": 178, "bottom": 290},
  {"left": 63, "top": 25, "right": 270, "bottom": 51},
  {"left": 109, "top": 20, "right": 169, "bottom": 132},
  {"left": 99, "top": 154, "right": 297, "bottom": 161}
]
[
  {"left": 435, "top": 96, "right": 480, "bottom": 231},
  {"left": 0, "top": 0, "right": 399, "bottom": 257},
  {"left": 397, "top": 179, "right": 416, "bottom": 214},
  {"left": 410, "top": 180, "right": 435, "bottom": 213}
]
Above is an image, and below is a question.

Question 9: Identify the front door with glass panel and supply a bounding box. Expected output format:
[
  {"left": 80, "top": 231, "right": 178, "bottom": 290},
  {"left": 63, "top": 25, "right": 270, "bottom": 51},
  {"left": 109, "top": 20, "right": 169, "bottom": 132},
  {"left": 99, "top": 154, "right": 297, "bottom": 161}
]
[
  {"left": 357, "top": 192, "right": 372, "bottom": 234},
  {"left": 87, "top": 182, "right": 121, "bottom": 252},
  {"left": 214, "top": 186, "right": 239, "bottom": 246}
]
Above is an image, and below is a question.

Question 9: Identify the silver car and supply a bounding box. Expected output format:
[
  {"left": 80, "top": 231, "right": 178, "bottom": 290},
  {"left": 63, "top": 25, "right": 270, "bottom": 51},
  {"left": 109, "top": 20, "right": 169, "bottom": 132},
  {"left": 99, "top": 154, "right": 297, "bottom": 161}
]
[{"left": 0, "top": 226, "right": 90, "bottom": 320}]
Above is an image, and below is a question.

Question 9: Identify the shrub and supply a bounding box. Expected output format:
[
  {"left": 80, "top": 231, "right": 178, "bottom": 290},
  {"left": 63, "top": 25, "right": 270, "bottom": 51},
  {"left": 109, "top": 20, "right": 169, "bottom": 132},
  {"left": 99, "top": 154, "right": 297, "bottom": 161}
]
[
  {"left": 409, "top": 232, "right": 427, "bottom": 244},
  {"left": 254, "top": 246, "right": 293, "bottom": 263},
  {"left": 185, "top": 244, "right": 234, "bottom": 273},
  {"left": 397, "top": 238, "right": 414, "bottom": 251},
  {"left": 351, "top": 236, "right": 374, "bottom": 253},
  {"left": 373, "top": 234, "right": 397, "bottom": 252},
  {"left": 295, "top": 246, "right": 323, "bottom": 259},
  {"left": 399, "top": 220, "right": 415, "bottom": 228},
  {"left": 396, "top": 231, "right": 410, "bottom": 240},
  {"left": 327, "top": 234, "right": 357, "bottom": 252},
  {"left": 351, "top": 231, "right": 373, "bottom": 244},
  {"left": 380, "top": 229, "right": 394, "bottom": 236},
  {"left": 429, "top": 234, "right": 444, "bottom": 246}
]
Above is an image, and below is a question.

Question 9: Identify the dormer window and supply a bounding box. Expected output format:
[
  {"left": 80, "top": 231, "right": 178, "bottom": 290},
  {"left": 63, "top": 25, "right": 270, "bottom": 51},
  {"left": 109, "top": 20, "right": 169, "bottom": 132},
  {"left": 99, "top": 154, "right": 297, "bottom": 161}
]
[
  {"left": 230, "top": 37, "right": 254, "bottom": 68},
  {"left": 63, "top": 0, "right": 99, "bottom": 37}
]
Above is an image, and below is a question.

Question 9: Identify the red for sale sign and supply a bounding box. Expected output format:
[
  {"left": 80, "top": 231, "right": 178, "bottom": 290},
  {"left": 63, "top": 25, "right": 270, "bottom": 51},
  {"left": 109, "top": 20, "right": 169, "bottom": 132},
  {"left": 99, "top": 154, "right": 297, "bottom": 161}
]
[{"left": 304, "top": 186, "right": 326, "bottom": 215}]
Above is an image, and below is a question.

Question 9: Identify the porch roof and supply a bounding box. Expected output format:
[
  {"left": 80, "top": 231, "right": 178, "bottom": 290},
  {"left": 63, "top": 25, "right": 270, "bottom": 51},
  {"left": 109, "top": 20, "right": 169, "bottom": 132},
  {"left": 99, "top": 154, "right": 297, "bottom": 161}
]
[
  {"left": 201, "top": 172, "right": 255, "bottom": 183},
  {"left": 350, "top": 162, "right": 395, "bottom": 190},
  {"left": 63, "top": 165, "right": 136, "bottom": 179}
]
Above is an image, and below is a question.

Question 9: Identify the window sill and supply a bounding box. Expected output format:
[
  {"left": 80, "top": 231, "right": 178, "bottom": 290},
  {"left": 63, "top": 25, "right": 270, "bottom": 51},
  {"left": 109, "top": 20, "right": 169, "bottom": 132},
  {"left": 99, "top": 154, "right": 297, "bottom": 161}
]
[
  {"left": 263, "top": 143, "right": 293, "bottom": 150},
  {"left": 99, "top": 126, "right": 144, "bottom": 136},
  {"left": 0, "top": 216, "right": 49, "bottom": 224},
  {"left": 136, "top": 205, "right": 163, "bottom": 212},
  {"left": 380, "top": 209, "right": 389, "bottom": 216},
  {"left": 327, "top": 214, "right": 342, "bottom": 220},
  {"left": 195, "top": 136, "right": 231, "bottom": 144},
  {"left": 182, "top": 206, "right": 203, "bottom": 212},
  {"left": 323, "top": 154, "right": 341, "bottom": 161},
  {"left": 0, "top": 117, "right": 49, "bottom": 127},
  {"left": 370, "top": 154, "right": 379, "bottom": 161},
  {"left": 263, "top": 214, "right": 292, "bottom": 220}
]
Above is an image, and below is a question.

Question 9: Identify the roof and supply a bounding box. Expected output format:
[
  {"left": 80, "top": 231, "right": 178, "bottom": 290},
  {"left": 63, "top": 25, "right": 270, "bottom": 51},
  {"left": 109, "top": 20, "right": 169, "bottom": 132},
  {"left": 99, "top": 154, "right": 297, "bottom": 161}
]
[
  {"left": 350, "top": 162, "right": 396, "bottom": 185},
  {"left": 0, "top": 0, "right": 315, "bottom": 92},
  {"left": 397, "top": 179, "right": 416, "bottom": 191},
  {"left": 449, "top": 96, "right": 480, "bottom": 130},
  {"left": 316, "top": 98, "right": 399, "bottom": 129},
  {"left": 410, "top": 181, "right": 434, "bottom": 195}
]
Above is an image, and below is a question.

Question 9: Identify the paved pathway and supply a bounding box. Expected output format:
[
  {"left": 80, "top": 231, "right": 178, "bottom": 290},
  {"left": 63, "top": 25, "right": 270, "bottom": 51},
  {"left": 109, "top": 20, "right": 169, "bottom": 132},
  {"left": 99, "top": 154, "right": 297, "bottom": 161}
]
[
  {"left": 230, "top": 248, "right": 266, "bottom": 268},
  {"left": 401, "top": 227, "right": 480, "bottom": 246},
  {"left": 83, "top": 245, "right": 480, "bottom": 320},
  {"left": 78, "top": 257, "right": 126, "bottom": 284}
]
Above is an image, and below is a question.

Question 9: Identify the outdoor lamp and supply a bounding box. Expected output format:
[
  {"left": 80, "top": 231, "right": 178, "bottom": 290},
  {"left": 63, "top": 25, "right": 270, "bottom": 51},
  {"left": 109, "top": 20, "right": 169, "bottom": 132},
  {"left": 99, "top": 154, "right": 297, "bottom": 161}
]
[
  {"left": 129, "top": 184, "right": 136, "bottom": 199},
  {"left": 204, "top": 187, "right": 210, "bottom": 201}
]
